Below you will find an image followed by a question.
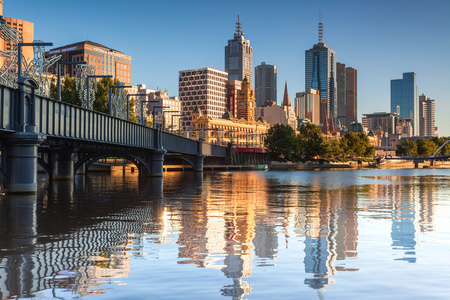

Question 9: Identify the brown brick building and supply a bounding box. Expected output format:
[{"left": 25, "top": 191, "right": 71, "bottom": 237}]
[{"left": 45, "top": 41, "right": 132, "bottom": 85}]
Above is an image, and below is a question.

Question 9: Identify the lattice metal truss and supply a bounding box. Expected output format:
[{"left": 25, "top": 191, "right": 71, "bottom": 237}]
[
  {"left": 0, "top": 21, "right": 61, "bottom": 96},
  {"left": 75, "top": 64, "right": 96, "bottom": 110},
  {"left": 134, "top": 94, "right": 147, "bottom": 125},
  {"left": 111, "top": 87, "right": 128, "bottom": 119}
]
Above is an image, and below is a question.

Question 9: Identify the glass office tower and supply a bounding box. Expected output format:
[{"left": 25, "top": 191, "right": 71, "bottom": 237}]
[
  {"left": 390, "top": 72, "right": 419, "bottom": 135},
  {"left": 305, "top": 20, "right": 337, "bottom": 125}
]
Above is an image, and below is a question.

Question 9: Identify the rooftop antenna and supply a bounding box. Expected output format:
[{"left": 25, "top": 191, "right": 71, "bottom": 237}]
[
  {"left": 235, "top": 14, "right": 244, "bottom": 37},
  {"left": 318, "top": 10, "right": 324, "bottom": 43}
]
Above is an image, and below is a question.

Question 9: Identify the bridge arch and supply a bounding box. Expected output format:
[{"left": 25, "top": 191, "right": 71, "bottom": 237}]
[{"left": 75, "top": 152, "right": 152, "bottom": 176}]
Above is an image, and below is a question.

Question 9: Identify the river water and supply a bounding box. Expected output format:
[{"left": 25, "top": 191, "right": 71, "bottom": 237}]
[{"left": 1, "top": 168, "right": 450, "bottom": 299}]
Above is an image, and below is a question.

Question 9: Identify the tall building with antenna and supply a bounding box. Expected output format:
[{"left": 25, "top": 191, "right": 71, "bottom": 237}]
[
  {"left": 225, "top": 15, "right": 253, "bottom": 85},
  {"left": 305, "top": 12, "right": 337, "bottom": 125}
]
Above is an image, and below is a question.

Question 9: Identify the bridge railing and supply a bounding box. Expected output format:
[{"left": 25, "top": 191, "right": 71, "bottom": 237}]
[
  {"left": 35, "top": 95, "right": 156, "bottom": 149},
  {"left": 161, "top": 132, "right": 198, "bottom": 154}
]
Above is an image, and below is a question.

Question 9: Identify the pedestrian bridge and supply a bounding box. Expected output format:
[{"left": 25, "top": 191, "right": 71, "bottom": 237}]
[{"left": 0, "top": 79, "right": 227, "bottom": 193}]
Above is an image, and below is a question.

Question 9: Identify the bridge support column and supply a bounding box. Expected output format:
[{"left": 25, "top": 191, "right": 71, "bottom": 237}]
[
  {"left": 51, "top": 151, "right": 75, "bottom": 180},
  {"left": 4, "top": 132, "right": 45, "bottom": 193},
  {"left": 193, "top": 154, "right": 205, "bottom": 172},
  {"left": 150, "top": 149, "right": 167, "bottom": 177}
]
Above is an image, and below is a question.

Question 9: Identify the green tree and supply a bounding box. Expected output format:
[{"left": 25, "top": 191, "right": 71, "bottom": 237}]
[
  {"left": 57, "top": 74, "right": 80, "bottom": 106},
  {"left": 129, "top": 97, "right": 137, "bottom": 123},
  {"left": 432, "top": 137, "right": 450, "bottom": 155},
  {"left": 264, "top": 124, "right": 299, "bottom": 160},
  {"left": 396, "top": 139, "right": 418, "bottom": 156},
  {"left": 93, "top": 77, "right": 116, "bottom": 114},
  {"left": 416, "top": 138, "right": 438, "bottom": 156},
  {"left": 298, "top": 123, "right": 327, "bottom": 158},
  {"left": 340, "top": 132, "right": 374, "bottom": 157},
  {"left": 327, "top": 138, "right": 343, "bottom": 157}
]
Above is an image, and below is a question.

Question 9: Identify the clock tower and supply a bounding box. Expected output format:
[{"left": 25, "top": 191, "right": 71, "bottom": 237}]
[{"left": 236, "top": 77, "right": 255, "bottom": 122}]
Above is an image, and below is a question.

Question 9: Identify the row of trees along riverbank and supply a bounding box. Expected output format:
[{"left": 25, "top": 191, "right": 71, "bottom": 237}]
[
  {"left": 264, "top": 123, "right": 375, "bottom": 162},
  {"left": 396, "top": 137, "right": 450, "bottom": 156}
]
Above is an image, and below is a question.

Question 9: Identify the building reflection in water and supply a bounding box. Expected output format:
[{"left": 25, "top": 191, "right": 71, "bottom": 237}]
[
  {"left": 0, "top": 171, "right": 441, "bottom": 299},
  {"left": 0, "top": 173, "right": 166, "bottom": 299}
]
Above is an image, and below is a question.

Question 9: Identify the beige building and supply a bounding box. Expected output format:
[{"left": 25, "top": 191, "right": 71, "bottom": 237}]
[
  {"left": 179, "top": 67, "right": 228, "bottom": 129},
  {"left": 294, "top": 88, "right": 320, "bottom": 125},
  {"left": 191, "top": 77, "right": 269, "bottom": 146},
  {"left": 419, "top": 94, "right": 436, "bottom": 137}
]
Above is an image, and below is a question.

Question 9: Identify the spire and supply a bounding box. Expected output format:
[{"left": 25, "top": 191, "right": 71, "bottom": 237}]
[
  {"left": 318, "top": 10, "right": 324, "bottom": 43},
  {"left": 235, "top": 14, "right": 244, "bottom": 37},
  {"left": 283, "top": 81, "right": 290, "bottom": 107}
]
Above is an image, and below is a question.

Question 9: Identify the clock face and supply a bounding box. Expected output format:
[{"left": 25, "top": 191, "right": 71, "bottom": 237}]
[
  {"left": 250, "top": 102, "right": 253, "bottom": 107},
  {"left": 240, "top": 101, "right": 245, "bottom": 107}
]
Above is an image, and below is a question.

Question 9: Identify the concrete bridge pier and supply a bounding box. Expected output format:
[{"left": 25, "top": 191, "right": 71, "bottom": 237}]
[
  {"left": 150, "top": 149, "right": 167, "bottom": 177},
  {"left": 193, "top": 154, "right": 205, "bottom": 172},
  {"left": 51, "top": 150, "right": 75, "bottom": 180},
  {"left": 4, "top": 132, "right": 45, "bottom": 193}
]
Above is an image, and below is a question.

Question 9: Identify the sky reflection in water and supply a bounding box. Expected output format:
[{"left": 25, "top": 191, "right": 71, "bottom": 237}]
[{"left": 1, "top": 169, "right": 450, "bottom": 299}]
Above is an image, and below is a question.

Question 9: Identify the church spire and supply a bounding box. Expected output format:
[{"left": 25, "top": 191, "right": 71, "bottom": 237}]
[{"left": 283, "top": 81, "right": 290, "bottom": 107}]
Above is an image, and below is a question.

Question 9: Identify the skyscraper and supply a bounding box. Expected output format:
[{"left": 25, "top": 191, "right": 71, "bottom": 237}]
[
  {"left": 225, "top": 15, "right": 253, "bottom": 84},
  {"left": 254, "top": 62, "right": 277, "bottom": 107},
  {"left": 345, "top": 67, "right": 357, "bottom": 127},
  {"left": 305, "top": 15, "right": 337, "bottom": 125},
  {"left": 390, "top": 72, "right": 419, "bottom": 135},
  {"left": 419, "top": 93, "right": 436, "bottom": 137}
]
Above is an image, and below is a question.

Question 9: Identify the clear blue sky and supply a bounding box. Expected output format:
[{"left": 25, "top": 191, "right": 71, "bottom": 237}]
[{"left": 5, "top": 0, "right": 450, "bottom": 135}]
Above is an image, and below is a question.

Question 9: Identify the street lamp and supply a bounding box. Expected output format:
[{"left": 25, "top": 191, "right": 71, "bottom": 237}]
[
  {"left": 57, "top": 61, "right": 87, "bottom": 101},
  {"left": 162, "top": 110, "right": 179, "bottom": 132},
  {"left": 151, "top": 105, "right": 169, "bottom": 128},
  {"left": 18, "top": 42, "right": 53, "bottom": 79},
  {"left": 108, "top": 84, "right": 132, "bottom": 115},
  {"left": 126, "top": 93, "right": 146, "bottom": 122},
  {"left": 86, "top": 75, "right": 112, "bottom": 110}
]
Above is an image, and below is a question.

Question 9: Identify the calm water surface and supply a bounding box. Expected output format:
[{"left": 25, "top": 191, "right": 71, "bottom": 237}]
[{"left": 1, "top": 169, "right": 450, "bottom": 299}]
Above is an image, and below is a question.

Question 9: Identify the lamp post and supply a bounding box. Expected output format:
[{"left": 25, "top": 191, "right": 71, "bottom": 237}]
[
  {"left": 162, "top": 110, "right": 179, "bottom": 131},
  {"left": 126, "top": 93, "right": 146, "bottom": 122},
  {"left": 151, "top": 105, "right": 169, "bottom": 128},
  {"left": 17, "top": 42, "right": 53, "bottom": 80},
  {"left": 57, "top": 61, "right": 87, "bottom": 101},
  {"left": 137, "top": 100, "right": 159, "bottom": 126},
  {"left": 108, "top": 84, "right": 132, "bottom": 115},
  {"left": 86, "top": 75, "right": 112, "bottom": 110}
]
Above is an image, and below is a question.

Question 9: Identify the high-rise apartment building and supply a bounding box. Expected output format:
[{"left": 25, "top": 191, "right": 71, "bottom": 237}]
[
  {"left": 390, "top": 72, "right": 419, "bottom": 135},
  {"left": 345, "top": 67, "right": 357, "bottom": 127},
  {"left": 178, "top": 67, "right": 228, "bottom": 128},
  {"left": 225, "top": 15, "right": 253, "bottom": 84},
  {"left": 419, "top": 93, "right": 436, "bottom": 137},
  {"left": 45, "top": 41, "right": 132, "bottom": 85},
  {"left": 305, "top": 17, "right": 337, "bottom": 125},
  {"left": 294, "top": 89, "right": 320, "bottom": 125},
  {"left": 362, "top": 112, "right": 398, "bottom": 135},
  {"left": 0, "top": 1, "right": 34, "bottom": 65},
  {"left": 254, "top": 62, "right": 277, "bottom": 107}
]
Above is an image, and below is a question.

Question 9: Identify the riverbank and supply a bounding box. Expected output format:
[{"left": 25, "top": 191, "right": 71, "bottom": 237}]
[{"left": 269, "top": 160, "right": 450, "bottom": 170}]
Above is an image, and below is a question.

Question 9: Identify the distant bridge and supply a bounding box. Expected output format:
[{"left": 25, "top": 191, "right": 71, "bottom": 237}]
[{"left": 0, "top": 79, "right": 227, "bottom": 193}]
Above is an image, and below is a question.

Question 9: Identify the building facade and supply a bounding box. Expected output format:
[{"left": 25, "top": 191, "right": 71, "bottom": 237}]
[
  {"left": 362, "top": 112, "right": 398, "bottom": 135},
  {"left": 305, "top": 19, "right": 337, "bottom": 125},
  {"left": 390, "top": 72, "right": 418, "bottom": 135},
  {"left": 419, "top": 93, "right": 436, "bottom": 137},
  {"left": 345, "top": 67, "right": 357, "bottom": 127},
  {"left": 336, "top": 63, "right": 346, "bottom": 126},
  {"left": 226, "top": 79, "right": 242, "bottom": 118},
  {"left": 0, "top": 1, "right": 34, "bottom": 65},
  {"left": 179, "top": 67, "right": 228, "bottom": 129},
  {"left": 254, "top": 62, "right": 277, "bottom": 107},
  {"left": 45, "top": 41, "right": 132, "bottom": 85},
  {"left": 294, "top": 89, "right": 320, "bottom": 125},
  {"left": 225, "top": 15, "right": 253, "bottom": 84}
]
